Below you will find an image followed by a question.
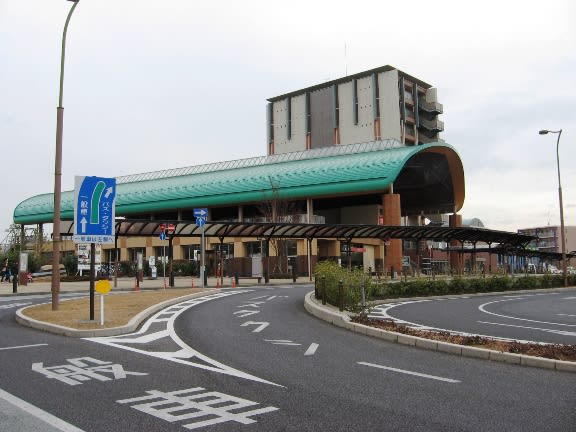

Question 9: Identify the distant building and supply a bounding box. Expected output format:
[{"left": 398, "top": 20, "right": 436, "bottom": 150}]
[
  {"left": 266, "top": 65, "right": 443, "bottom": 156},
  {"left": 518, "top": 226, "right": 576, "bottom": 255},
  {"left": 14, "top": 65, "right": 475, "bottom": 278}
]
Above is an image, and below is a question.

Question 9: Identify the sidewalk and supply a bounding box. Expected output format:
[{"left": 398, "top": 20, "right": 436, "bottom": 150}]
[{"left": 0, "top": 275, "right": 313, "bottom": 296}]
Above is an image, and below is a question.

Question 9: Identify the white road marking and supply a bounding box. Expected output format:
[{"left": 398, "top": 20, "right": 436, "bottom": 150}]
[
  {"left": 233, "top": 309, "right": 260, "bottom": 318},
  {"left": 265, "top": 339, "right": 301, "bottom": 346},
  {"left": 304, "top": 343, "right": 319, "bottom": 356},
  {"left": 478, "top": 298, "right": 576, "bottom": 327},
  {"left": 0, "top": 343, "right": 48, "bottom": 351},
  {"left": 563, "top": 297, "right": 576, "bottom": 300},
  {"left": 478, "top": 321, "right": 576, "bottom": 337},
  {"left": 240, "top": 321, "right": 270, "bottom": 332},
  {"left": 0, "top": 387, "right": 85, "bottom": 432},
  {"left": 370, "top": 303, "right": 543, "bottom": 344},
  {"left": 557, "top": 313, "right": 576, "bottom": 317},
  {"left": 358, "top": 362, "right": 461, "bottom": 383},
  {"left": 88, "top": 291, "right": 282, "bottom": 387},
  {"left": 117, "top": 387, "right": 278, "bottom": 430},
  {"left": 0, "top": 302, "right": 31, "bottom": 309},
  {"left": 238, "top": 301, "right": 265, "bottom": 308}
]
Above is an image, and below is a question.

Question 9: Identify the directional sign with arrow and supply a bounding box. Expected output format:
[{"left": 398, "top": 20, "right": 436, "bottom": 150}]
[
  {"left": 73, "top": 176, "right": 116, "bottom": 244},
  {"left": 193, "top": 208, "right": 208, "bottom": 218}
]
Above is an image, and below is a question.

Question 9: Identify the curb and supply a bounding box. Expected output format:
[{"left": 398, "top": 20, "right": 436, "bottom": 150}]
[
  {"left": 15, "top": 290, "right": 218, "bottom": 338},
  {"left": 303, "top": 291, "right": 576, "bottom": 373}
]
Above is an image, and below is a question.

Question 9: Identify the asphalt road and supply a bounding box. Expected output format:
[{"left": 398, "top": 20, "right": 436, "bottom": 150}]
[
  {"left": 370, "top": 288, "right": 576, "bottom": 344},
  {"left": 0, "top": 287, "right": 575, "bottom": 431}
]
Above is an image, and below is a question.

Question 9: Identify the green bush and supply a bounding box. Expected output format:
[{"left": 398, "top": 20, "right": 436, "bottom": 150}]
[
  {"left": 314, "top": 261, "right": 375, "bottom": 314},
  {"left": 172, "top": 260, "right": 198, "bottom": 276},
  {"left": 372, "top": 274, "right": 567, "bottom": 300}
]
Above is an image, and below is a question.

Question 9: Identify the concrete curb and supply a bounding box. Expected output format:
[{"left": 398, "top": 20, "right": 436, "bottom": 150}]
[
  {"left": 303, "top": 291, "right": 576, "bottom": 373},
  {"left": 15, "top": 290, "right": 219, "bottom": 338}
]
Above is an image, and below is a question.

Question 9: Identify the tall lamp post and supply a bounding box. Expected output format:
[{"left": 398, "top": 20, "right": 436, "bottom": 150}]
[
  {"left": 52, "top": 0, "right": 80, "bottom": 311},
  {"left": 539, "top": 129, "right": 567, "bottom": 287}
]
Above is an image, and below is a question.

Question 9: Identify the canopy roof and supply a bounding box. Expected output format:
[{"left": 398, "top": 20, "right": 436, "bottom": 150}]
[
  {"left": 59, "top": 219, "right": 536, "bottom": 248},
  {"left": 14, "top": 141, "right": 465, "bottom": 224}
]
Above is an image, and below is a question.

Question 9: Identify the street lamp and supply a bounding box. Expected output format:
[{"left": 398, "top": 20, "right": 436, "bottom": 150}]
[
  {"left": 52, "top": 0, "right": 80, "bottom": 311},
  {"left": 539, "top": 129, "right": 567, "bottom": 287}
]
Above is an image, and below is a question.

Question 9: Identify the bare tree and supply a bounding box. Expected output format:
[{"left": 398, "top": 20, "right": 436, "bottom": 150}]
[{"left": 259, "top": 177, "right": 298, "bottom": 274}]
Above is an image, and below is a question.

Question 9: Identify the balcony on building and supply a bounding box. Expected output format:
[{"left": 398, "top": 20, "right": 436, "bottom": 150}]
[{"left": 419, "top": 117, "right": 444, "bottom": 133}]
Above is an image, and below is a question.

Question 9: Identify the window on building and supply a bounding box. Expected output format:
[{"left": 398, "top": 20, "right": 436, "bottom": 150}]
[
  {"left": 128, "top": 248, "right": 146, "bottom": 262},
  {"left": 182, "top": 245, "right": 201, "bottom": 261},
  {"left": 245, "top": 241, "right": 262, "bottom": 257},
  {"left": 215, "top": 243, "right": 235, "bottom": 259}
]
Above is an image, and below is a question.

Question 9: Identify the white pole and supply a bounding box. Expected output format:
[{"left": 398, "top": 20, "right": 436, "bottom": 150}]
[{"left": 100, "top": 294, "right": 104, "bottom": 326}]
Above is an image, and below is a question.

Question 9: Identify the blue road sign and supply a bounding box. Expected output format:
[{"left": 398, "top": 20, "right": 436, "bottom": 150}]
[
  {"left": 194, "top": 208, "right": 208, "bottom": 218},
  {"left": 196, "top": 217, "right": 206, "bottom": 227},
  {"left": 159, "top": 231, "right": 167, "bottom": 241},
  {"left": 73, "top": 176, "right": 116, "bottom": 244}
]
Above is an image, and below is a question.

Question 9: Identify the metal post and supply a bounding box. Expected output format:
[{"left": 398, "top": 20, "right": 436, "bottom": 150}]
[
  {"left": 539, "top": 129, "right": 567, "bottom": 287},
  {"left": 114, "top": 232, "right": 118, "bottom": 288},
  {"left": 163, "top": 242, "right": 166, "bottom": 289},
  {"left": 200, "top": 226, "right": 205, "bottom": 288},
  {"left": 169, "top": 235, "right": 174, "bottom": 287},
  {"left": 89, "top": 242, "right": 95, "bottom": 321},
  {"left": 322, "top": 276, "right": 327, "bottom": 305},
  {"left": 338, "top": 279, "right": 344, "bottom": 312},
  {"left": 51, "top": 0, "right": 80, "bottom": 311}
]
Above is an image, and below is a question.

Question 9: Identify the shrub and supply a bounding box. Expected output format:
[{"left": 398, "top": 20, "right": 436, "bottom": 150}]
[{"left": 314, "top": 261, "right": 375, "bottom": 314}]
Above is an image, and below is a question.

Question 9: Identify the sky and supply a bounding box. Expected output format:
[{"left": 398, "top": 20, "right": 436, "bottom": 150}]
[{"left": 1, "top": 0, "right": 575, "bottom": 241}]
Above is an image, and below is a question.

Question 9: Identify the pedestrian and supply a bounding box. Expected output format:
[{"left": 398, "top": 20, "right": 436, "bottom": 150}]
[
  {"left": 0, "top": 266, "right": 5, "bottom": 282},
  {"left": 5, "top": 267, "right": 11, "bottom": 283}
]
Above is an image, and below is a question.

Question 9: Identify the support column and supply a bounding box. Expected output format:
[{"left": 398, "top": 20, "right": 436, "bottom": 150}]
[
  {"left": 37, "top": 224, "right": 44, "bottom": 255},
  {"left": 449, "top": 213, "right": 462, "bottom": 275},
  {"left": 382, "top": 192, "right": 402, "bottom": 275},
  {"left": 306, "top": 199, "right": 313, "bottom": 224}
]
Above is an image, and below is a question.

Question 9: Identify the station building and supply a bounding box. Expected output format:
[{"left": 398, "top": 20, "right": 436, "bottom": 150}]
[{"left": 14, "top": 65, "right": 467, "bottom": 277}]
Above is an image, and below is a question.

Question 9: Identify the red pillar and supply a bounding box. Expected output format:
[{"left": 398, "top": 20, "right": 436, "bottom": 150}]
[
  {"left": 449, "top": 213, "right": 462, "bottom": 275},
  {"left": 383, "top": 193, "right": 402, "bottom": 275}
]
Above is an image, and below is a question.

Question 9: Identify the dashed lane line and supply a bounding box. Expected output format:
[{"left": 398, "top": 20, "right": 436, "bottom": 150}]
[
  {"left": 357, "top": 362, "right": 461, "bottom": 384},
  {"left": 0, "top": 343, "right": 48, "bottom": 351}
]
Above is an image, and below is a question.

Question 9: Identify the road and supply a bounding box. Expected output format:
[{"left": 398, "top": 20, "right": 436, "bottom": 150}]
[
  {"left": 0, "top": 286, "right": 575, "bottom": 431},
  {"left": 370, "top": 288, "right": 576, "bottom": 344}
]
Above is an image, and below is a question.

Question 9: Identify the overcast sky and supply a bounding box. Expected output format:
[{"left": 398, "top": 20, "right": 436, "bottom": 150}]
[{"left": 1, "top": 0, "right": 575, "bottom": 241}]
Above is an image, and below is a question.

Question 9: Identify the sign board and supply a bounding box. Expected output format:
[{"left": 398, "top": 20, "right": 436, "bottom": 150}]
[
  {"left": 196, "top": 217, "right": 205, "bottom": 227},
  {"left": 95, "top": 279, "right": 111, "bottom": 295},
  {"left": 193, "top": 208, "right": 208, "bottom": 218},
  {"left": 73, "top": 176, "right": 116, "bottom": 244},
  {"left": 19, "top": 253, "right": 28, "bottom": 272},
  {"left": 77, "top": 243, "right": 101, "bottom": 271},
  {"left": 351, "top": 247, "right": 366, "bottom": 253}
]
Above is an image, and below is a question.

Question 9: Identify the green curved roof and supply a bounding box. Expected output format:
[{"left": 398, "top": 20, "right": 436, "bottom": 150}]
[{"left": 13, "top": 141, "right": 465, "bottom": 224}]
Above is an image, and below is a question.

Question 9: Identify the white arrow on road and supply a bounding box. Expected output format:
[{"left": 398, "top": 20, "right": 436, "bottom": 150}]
[{"left": 240, "top": 321, "right": 270, "bottom": 333}]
